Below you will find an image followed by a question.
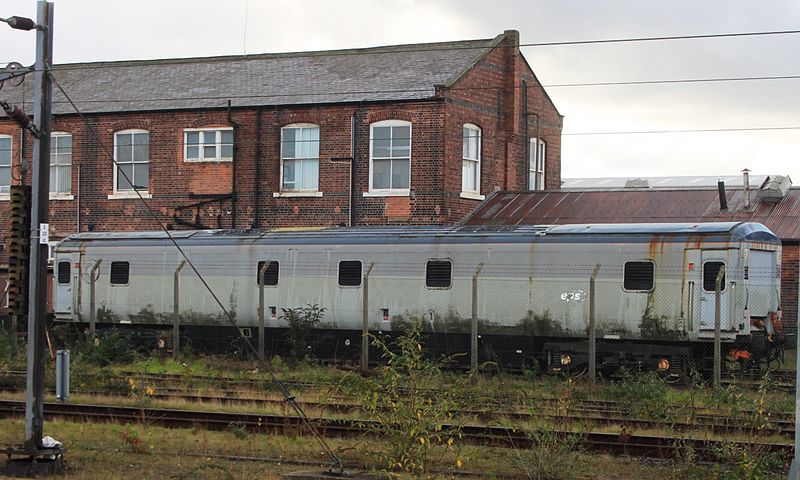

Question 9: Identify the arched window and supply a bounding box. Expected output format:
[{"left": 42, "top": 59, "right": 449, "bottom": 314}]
[
  {"left": 281, "top": 123, "right": 320, "bottom": 191},
  {"left": 0, "top": 134, "right": 11, "bottom": 193},
  {"left": 529, "top": 138, "right": 546, "bottom": 190},
  {"left": 462, "top": 124, "right": 481, "bottom": 194},
  {"left": 369, "top": 120, "right": 411, "bottom": 193},
  {"left": 114, "top": 129, "right": 149, "bottom": 192}
]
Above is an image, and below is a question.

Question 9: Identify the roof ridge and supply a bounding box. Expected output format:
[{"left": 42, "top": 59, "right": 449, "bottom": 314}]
[{"left": 51, "top": 37, "right": 497, "bottom": 70}]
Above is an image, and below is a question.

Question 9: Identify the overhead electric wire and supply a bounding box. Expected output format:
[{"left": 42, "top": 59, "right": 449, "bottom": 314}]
[{"left": 48, "top": 70, "right": 346, "bottom": 475}]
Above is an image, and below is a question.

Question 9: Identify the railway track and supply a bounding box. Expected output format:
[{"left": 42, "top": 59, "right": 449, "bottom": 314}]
[
  {"left": 2, "top": 368, "right": 795, "bottom": 435},
  {"left": 0, "top": 385, "right": 792, "bottom": 439},
  {"left": 0, "top": 399, "right": 792, "bottom": 462}
]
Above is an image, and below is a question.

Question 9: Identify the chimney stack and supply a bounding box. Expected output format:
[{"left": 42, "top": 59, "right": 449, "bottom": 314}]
[
  {"left": 742, "top": 168, "right": 750, "bottom": 209},
  {"left": 717, "top": 181, "right": 728, "bottom": 211}
]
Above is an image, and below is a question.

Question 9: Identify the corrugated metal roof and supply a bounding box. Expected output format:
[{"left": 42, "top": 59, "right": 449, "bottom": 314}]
[
  {"left": 2, "top": 36, "right": 501, "bottom": 115},
  {"left": 463, "top": 188, "right": 800, "bottom": 241}
]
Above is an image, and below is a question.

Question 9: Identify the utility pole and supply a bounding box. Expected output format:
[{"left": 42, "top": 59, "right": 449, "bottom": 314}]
[
  {"left": 25, "top": 1, "right": 54, "bottom": 456},
  {"left": 0, "top": 2, "right": 57, "bottom": 475}
]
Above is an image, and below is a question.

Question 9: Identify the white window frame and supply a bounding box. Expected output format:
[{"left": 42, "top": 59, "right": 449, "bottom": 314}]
[
  {"left": 461, "top": 123, "right": 481, "bottom": 196},
  {"left": 183, "top": 127, "right": 233, "bottom": 162},
  {"left": 112, "top": 129, "right": 150, "bottom": 198},
  {"left": 50, "top": 132, "right": 73, "bottom": 199},
  {"left": 366, "top": 119, "right": 411, "bottom": 196},
  {"left": 279, "top": 123, "right": 320, "bottom": 192},
  {"left": 529, "top": 138, "right": 546, "bottom": 191},
  {"left": 0, "top": 134, "right": 12, "bottom": 195}
]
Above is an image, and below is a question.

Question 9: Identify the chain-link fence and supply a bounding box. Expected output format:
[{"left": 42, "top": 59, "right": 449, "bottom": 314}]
[{"left": 58, "top": 252, "right": 791, "bottom": 385}]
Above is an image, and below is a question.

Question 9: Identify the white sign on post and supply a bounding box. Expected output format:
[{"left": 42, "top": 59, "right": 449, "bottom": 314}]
[{"left": 39, "top": 223, "right": 49, "bottom": 244}]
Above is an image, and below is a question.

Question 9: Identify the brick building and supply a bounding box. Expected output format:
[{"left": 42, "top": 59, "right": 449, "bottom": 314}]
[{"left": 0, "top": 29, "right": 562, "bottom": 256}]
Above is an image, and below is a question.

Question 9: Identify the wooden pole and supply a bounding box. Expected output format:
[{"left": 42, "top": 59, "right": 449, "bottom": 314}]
[
  {"left": 360, "top": 263, "right": 375, "bottom": 373},
  {"left": 589, "top": 264, "right": 601, "bottom": 384}
]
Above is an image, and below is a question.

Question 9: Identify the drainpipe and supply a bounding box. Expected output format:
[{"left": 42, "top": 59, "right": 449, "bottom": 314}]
[
  {"left": 18, "top": 127, "right": 26, "bottom": 186},
  {"left": 522, "top": 81, "right": 528, "bottom": 190},
  {"left": 227, "top": 100, "right": 239, "bottom": 228},
  {"left": 331, "top": 111, "right": 357, "bottom": 227},
  {"left": 76, "top": 165, "right": 81, "bottom": 232},
  {"left": 349, "top": 112, "right": 356, "bottom": 226},
  {"left": 253, "top": 108, "right": 263, "bottom": 229}
]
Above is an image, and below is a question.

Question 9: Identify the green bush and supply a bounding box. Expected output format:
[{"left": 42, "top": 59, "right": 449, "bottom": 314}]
[{"left": 73, "top": 329, "right": 141, "bottom": 367}]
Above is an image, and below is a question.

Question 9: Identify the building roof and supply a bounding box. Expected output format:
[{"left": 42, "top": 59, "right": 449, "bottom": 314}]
[
  {"left": 462, "top": 188, "right": 800, "bottom": 241},
  {"left": 562, "top": 174, "right": 773, "bottom": 190},
  {"left": 2, "top": 34, "right": 505, "bottom": 116}
]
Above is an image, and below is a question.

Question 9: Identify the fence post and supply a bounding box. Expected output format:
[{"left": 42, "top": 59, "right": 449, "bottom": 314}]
[
  {"left": 258, "top": 261, "right": 270, "bottom": 362},
  {"left": 173, "top": 260, "right": 187, "bottom": 361},
  {"left": 713, "top": 265, "right": 725, "bottom": 389},
  {"left": 470, "top": 263, "right": 484, "bottom": 384},
  {"left": 360, "top": 263, "right": 375, "bottom": 374},
  {"left": 88, "top": 259, "right": 102, "bottom": 339},
  {"left": 589, "top": 264, "right": 601, "bottom": 384}
]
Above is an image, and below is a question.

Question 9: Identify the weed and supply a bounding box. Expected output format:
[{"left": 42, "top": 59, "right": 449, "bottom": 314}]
[
  {"left": 280, "top": 304, "right": 325, "bottom": 361},
  {"left": 508, "top": 427, "right": 583, "bottom": 480},
  {"left": 517, "top": 310, "right": 563, "bottom": 336},
  {"left": 226, "top": 422, "right": 248, "bottom": 440},
  {"left": 346, "top": 316, "right": 466, "bottom": 476}
]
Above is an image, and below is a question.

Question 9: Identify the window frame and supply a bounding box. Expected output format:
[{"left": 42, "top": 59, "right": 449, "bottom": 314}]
[
  {"left": 113, "top": 129, "right": 150, "bottom": 194},
  {"left": 338, "top": 260, "right": 363, "bottom": 288},
  {"left": 57, "top": 261, "right": 71, "bottom": 285},
  {"left": 280, "top": 123, "right": 320, "bottom": 192},
  {"left": 622, "top": 260, "right": 655, "bottom": 292},
  {"left": 703, "top": 261, "right": 727, "bottom": 292},
  {"left": 50, "top": 132, "right": 73, "bottom": 195},
  {"left": 425, "top": 258, "right": 453, "bottom": 289},
  {"left": 256, "top": 260, "right": 280, "bottom": 287},
  {"left": 183, "top": 127, "right": 233, "bottom": 163},
  {"left": 462, "top": 124, "right": 481, "bottom": 194},
  {"left": 109, "top": 261, "right": 130, "bottom": 286},
  {"left": 529, "top": 137, "right": 546, "bottom": 190},
  {"left": 0, "top": 134, "right": 12, "bottom": 193},
  {"left": 368, "top": 119, "right": 412, "bottom": 195}
]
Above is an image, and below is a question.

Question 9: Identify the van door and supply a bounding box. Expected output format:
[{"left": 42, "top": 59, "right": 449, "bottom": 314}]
[
  {"left": 699, "top": 250, "right": 731, "bottom": 331},
  {"left": 684, "top": 249, "right": 701, "bottom": 334},
  {"left": 54, "top": 255, "right": 74, "bottom": 315}
]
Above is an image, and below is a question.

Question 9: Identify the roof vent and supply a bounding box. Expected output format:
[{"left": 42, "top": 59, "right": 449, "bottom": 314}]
[
  {"left": 757, "top": 175, "right": 793, "bottom": 203},
  {"left": 624, "top": 178, "right": 650, "bottom": 188}
]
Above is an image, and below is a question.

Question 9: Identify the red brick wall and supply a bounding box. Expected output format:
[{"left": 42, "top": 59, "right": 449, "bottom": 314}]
[{"left": 441, "top": 30, "right": 563, "bottom": 223}]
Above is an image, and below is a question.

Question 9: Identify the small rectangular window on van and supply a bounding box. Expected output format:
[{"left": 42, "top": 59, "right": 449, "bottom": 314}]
[
  {"left": 703, "top": 261, "right": 726, "bottom": 292},
  {"left": 338, "top": 260, "right": 362, "bottom": 287},
  {"left": 57, "top": 261, "right": 71, "bottom": 284},
  {"left": 256, "top": 261, "right": 279, "bottom": 286},
  {"left": 623, "top": 261, "right": 654, "bottom": 291},
  {"left": 426, "top": 260, "right": 452, "bottom": 288},
  {"left": 110, "top": 261, "right": 130, "bottom": 285}
]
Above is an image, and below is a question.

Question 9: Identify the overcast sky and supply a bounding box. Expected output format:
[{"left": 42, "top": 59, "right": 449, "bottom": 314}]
[{"left": 2, "top": 0, "right": 799, "bottom": 182}]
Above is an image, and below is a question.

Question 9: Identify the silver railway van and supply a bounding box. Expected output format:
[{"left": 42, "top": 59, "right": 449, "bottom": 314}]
[{"left": 53, "top": 222, "right": 783, "bottom": 374}]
